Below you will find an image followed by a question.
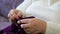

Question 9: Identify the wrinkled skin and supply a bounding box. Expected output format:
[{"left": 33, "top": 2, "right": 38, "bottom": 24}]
[{"left": 8, "top": 9, "right": 46, "bottom": 34}]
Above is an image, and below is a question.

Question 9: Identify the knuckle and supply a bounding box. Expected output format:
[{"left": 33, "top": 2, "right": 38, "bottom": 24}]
[
  {"left": 8, "top": 14, "right": 10, "bottom": 17},
  {"left": 10, "top": 9, "right": 16, "bottom": 12},
  {"left": 8, "top": 13, "right": 12, "bottom": 17},
  {"left": 8, "top": 14, "right": 11, "bottom": 17}
]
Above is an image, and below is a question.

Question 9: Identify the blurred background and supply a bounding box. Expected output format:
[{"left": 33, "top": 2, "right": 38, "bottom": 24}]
[{"left": 0, "top": 0, "right": 23, "bottom": 30}]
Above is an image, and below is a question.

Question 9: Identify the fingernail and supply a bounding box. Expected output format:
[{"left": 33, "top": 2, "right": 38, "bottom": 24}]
[
  {"left": 21, "top": 24, "right": 23, "bottom": 28},
  {"left": 17, "top": 21, "right": 20, "bottom": 24}
]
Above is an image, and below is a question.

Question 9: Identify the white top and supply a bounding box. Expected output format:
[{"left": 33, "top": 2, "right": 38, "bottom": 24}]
[{"left": 16, "top": 0, "right": 60, "bottom": 34}]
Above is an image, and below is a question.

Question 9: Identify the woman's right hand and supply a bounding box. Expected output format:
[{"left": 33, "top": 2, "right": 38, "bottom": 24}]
[{"left": 8, "top": 9, "right": 23, "bottom": 21}]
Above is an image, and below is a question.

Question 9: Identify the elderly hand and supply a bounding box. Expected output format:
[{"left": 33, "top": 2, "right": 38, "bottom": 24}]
[
  {"left": 17, "top": 18, "right": 47, "bottom": 34},
  {"left": 8, "top": 9, "right": 23, "bottom": 21}
]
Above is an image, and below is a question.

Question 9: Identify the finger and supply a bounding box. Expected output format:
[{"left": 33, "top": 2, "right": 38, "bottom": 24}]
[
  {"left": 8, "top": 12, "right": 11, "bottom": 18},
  {"left": 20, "top": 19, "right": 30, "bottom": 24},
  {"left": 11, "top": 10, "right": 22, "bottom": 19},
  {"left": 9, "top": 13, "right": 19, "bottom": 19},
  {"left": 17, "top": 19, "right": 29, "bottom": 24},
  {"left": 17, "top": 20, "right": 21, "bottom": 24},
  {"left": 8, "top": 10, "right": 16, "bottom": 18},
  {"left": 17, "top": 10, "right": 23, "bottom": 17},
  {"left": 17, "top": 20, "right": 28, "bottom": 24},
  {"left": 21, "top": 18, "right": 35, "bottom": 23},
  {"left": 12, "top": 14, "right": 19, "bottom": 19},
  {"left": 21, "top": 24, "right": 30, "bottom": 29},
  {"left": 8, "top": 14, "right": 15, "bottom": 20},
  {"left": 17, "top": 18, "right": 34, "bottom": 24},
  {"left": 10, "top": 9, "right": 18, "bottom": 14}
]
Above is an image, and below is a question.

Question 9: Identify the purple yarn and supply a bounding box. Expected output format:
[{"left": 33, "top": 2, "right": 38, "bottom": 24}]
[{"left": 0, "top": 16, "right": 35, "bottom": 34}]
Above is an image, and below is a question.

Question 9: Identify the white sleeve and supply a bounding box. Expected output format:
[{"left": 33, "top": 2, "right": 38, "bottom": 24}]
[
  {"left": 16, "top": 0, "right": 32, "bottom": 17},
  {"left": 45, "top": 21, "right": 60, "bottom": 34}
]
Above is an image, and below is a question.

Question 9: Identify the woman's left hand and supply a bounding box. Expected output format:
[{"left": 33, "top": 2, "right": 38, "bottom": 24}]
[{"left": 17, "top": 18, "right": 47, "bottom": 34}]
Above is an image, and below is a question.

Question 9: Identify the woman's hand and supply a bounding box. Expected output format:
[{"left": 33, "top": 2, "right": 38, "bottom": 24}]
[
  {"left": 8, "top": 9, "right": 23, "bottom": 21},
  {"left": 17, "top": 18, "right": 47, "bottom": 34}
]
